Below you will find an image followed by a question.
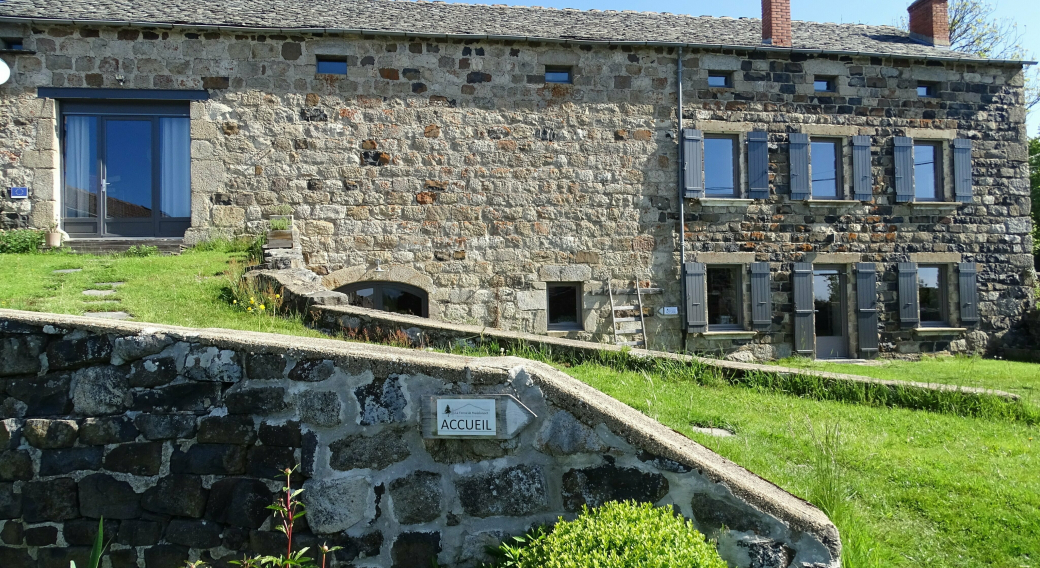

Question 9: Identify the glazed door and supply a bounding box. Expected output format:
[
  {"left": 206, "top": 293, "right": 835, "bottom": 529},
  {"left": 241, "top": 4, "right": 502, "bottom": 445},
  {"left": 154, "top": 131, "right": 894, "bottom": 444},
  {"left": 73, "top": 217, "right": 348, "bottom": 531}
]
[
  {"left": 62, "top": 103, "right": 191, "bottom": 238},
  {"left": 813, "top": 267, "right": 849, "bottom": 359}
]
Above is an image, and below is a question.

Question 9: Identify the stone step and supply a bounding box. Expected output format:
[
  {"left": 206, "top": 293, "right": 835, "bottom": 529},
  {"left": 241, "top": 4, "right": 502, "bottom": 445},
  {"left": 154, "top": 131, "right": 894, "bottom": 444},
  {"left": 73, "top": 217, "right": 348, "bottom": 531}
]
[{"left": 66, "top": 238, "right": 184, "bottom": 255}]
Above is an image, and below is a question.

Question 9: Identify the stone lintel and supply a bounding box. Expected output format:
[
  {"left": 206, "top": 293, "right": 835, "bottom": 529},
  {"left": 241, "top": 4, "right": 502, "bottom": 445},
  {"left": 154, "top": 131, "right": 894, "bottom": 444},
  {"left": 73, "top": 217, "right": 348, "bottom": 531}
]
[
  {"left": 691, "top": 252, "right": 756, "bottom": 265},
  {"left": 696, "top": 198, "right": 754, "bottom": 207},
  {"left": 909, "top": 252, "right": 963, "bottom": 264},
  {"left": 806, "top": 253, "right": 862, "bottom": 265},
  {"left": 913, "top": 327, "right": 968, "bottom": 335},
  {"left": 795, "top": 124, "right": 863, "bottom": 137}
]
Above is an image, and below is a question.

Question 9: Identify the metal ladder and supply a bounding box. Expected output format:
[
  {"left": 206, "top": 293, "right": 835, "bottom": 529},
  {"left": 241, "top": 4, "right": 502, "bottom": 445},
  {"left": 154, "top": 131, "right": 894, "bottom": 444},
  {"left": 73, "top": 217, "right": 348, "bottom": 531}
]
[{"left": 608, "top": 278, "right": 648, "bottom": 348}]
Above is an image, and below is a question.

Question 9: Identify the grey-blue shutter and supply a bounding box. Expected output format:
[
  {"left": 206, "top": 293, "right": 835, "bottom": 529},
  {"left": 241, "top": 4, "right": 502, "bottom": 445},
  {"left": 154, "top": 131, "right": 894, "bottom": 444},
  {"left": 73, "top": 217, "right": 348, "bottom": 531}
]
[
  {"left": 748, "top": 131, "right": 770, "bottom": 199},
  {"left": 792, "top": 262, "right": 814, "bottom": 354},
  {"left": 789, "top": 133, "right": 810, "bottom": 200},
  {"left": 683, "top": 129, "right": 704, "bottom": 199},
  {"left": 852, "top": 135, "right": 872, "bottom": 201},
  {"left": 684, "top": 262, "right": 707, "bottom": 332},
  {"left": 958, "top": 262, "right": 979, "bottom": 324},
  {"left": 953, "top": 138, "right": 973, "bottom": 203},
  {"left": 855, "top": 263, "right": 879, "bottom": 356},
  {"left": 894, "top": 137, "right": 914, "bottom": 203},
  {"left": 750, "top": 262, "right": 771, "bottom": 328},
  {"left": 898, "top": 262, "right": 919, "bottom": 328}
]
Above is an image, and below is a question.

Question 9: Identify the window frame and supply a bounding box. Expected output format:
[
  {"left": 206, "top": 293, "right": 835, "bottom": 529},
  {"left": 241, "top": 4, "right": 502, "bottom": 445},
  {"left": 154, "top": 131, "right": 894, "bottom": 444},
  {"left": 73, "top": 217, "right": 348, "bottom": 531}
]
[
  {"left": 544, "top": 65, "right": 573, "bottom": 84},
  {"left": 546, "top": 282, "right": 583, "bottom": 331},
  {"left": 315, "top": 56, "right": 348, "bottom": 76},
  {"left": 703, "top": 133, "right": 741, "bottom": 198},
  {"left": 913, "top": 140, "right": 944, "bottom": 202},
  {"left": 808, "top": 137, "right": 844, "bottom": 200},
  {"left": 337, "top": 281, "right": 429, "bottom": 317},
  {"left": 1, "top": 37, "right": 24, "bottom": 50},
  {"left": 706, "top": 265, "right": 744, "bottom": 331},
  {"left": 917, "top": 265, "right": 948, "bottom": 327},
  {"left": 707, "top": 72, "right": 732, "bottom": 88},
  {"left": 813, "top": 76, "right": 837, "bottom": 92}
]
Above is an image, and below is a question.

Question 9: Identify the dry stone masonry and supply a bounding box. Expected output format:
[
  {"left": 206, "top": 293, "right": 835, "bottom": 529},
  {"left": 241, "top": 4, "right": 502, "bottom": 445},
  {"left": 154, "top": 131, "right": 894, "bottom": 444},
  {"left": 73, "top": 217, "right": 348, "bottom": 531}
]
[
  {"left": 0, "top": 0, "right": 1032, "bottom": 360},
  {"left": 0, "top": 309, "right": 840, "bottom": 567}
]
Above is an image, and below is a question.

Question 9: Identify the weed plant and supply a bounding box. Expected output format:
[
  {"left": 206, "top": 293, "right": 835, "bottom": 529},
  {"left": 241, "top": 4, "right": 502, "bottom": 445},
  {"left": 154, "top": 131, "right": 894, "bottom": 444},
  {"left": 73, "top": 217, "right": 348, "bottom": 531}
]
[{"left": 0, "top": 228, "right": 44, "bottom": 253}]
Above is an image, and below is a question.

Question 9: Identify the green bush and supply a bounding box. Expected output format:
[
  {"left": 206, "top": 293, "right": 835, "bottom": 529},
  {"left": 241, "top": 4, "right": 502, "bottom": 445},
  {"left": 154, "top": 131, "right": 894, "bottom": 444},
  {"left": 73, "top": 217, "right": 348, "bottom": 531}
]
[
  {"left": 269, "top": 218, "right": 291, "bottom": 231},
  {"left": 0, "top": 229, "right": 43, "bottom": 253},
  {"left": 488, "top": 501, "right": 727, "bottom": 568}
]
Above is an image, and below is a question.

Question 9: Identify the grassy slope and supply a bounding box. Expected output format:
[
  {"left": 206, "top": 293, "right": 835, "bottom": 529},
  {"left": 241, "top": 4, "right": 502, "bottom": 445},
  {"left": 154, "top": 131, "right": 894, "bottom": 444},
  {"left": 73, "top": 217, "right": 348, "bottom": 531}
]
[
  {"left": 0, "top": 251, "right": 323, "bottom": 337},
  {"left": 772, "top": 356, "right": 1040, "bottom": 405},
  {"left": 568, "top": 362, "right": 1040, "bottom": 568}
]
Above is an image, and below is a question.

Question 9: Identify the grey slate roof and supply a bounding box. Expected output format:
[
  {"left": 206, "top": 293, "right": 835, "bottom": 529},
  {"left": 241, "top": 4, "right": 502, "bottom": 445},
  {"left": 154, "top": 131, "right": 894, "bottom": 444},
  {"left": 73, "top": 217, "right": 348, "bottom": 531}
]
[{"left": 0, "top": 0, "right": 1019, "bottom": 62}]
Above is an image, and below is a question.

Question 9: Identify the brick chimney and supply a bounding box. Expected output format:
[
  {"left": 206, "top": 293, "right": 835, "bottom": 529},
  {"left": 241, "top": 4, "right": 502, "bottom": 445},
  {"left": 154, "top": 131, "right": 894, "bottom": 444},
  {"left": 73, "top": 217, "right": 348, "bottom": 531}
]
[
  {"left": 762, "top": 0, "right": 792, "bottom": 47},
  {"left": 907, "top": 0, "right": 950, "bottom": 47}
]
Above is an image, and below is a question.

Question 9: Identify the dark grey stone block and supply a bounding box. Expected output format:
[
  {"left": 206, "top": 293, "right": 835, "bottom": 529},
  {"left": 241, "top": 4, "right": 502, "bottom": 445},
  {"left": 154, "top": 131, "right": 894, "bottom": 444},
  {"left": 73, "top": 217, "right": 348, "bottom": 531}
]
[
  {"left": 144, "top": 545, "right": 190, "bottom": 568},
  {"left": 47, "top": 334, "right": 112, "bottom": 370},
  {"left": 0, "top": 547, "right": 33, "bottom": 568},
  {"left": 389, "top": 471, "right": 442, "bottom": 525},
  {"left": 288, "top": 358, "right": 336, "bottom": 382},
  {"left": 63, "top": 518, "right": 119, "bottom": 546},
  {"left": 0, "top": 481, "right": 21, "bottom": 518},
  {"left": 456, "top": 465, "right": 548, "bottom": 518},
  {"left": 128, "top": 355, "right": 179, "bottom": 388},
  {"left": 116, "top": 519, "right": 162, "bottom": 546},
  {"left": 131, "top": 381, "right": 222, "bottom": 412},
  {"left": 330, "top": 429, "right": 410, "bottom": 471},
  {"left": 135, "top": 413, "right": 197, "bottom": 440},
  {"left": 5, "top": 373, "right": 72, "bottom": 416},
  {"left": 354, "top": 376, "right": 407, "bottom": 425},
  {"left": 0, "top": 335, "right": 45, "bottom": 376},
  {"left": 141, "top": 475, "right": 208, "bottom": 517},
  {"left": 171, "top": 443, "right": 247, "bottom": 475},
  {"left": 104, "top": 441, "right": 163, "bottom": 476},
  {"left": 24, "top": 524, "right": 59, "bottom": 546},
  {"left": 225, "top": 387, "right": 288, "bottom": 415},
  {"left": 166, "top": 519, "right": 223, "bottom": 548},
  {"left": 295, "top": 390, "right": 342, "bottom": 427},
  {"left": 245, "top": 352, "right": 287, "bottom": 380},
  {"left": 40, "top": 446, "right": 104, "bottom": 475},
  {"left": 205, "top": 477, "right": 274, "bottom": 529},
  {"left": 0, "top": 450, "right": 32, "bottom": 481},
  {"left": 391, "top": 531, "right": 441, "bottom": 568},
  {"left": 80, "top": 416, "right": 139, "bottom": 445},
  {"left": 198, "top": 415, "right": 257, "bottom": 445},
  {"left": 23, "top": 418, "right": 78, "bottom": 449},
  {"left": 691, "top": 492, "right": 769, "bottom": 535},
  {"left": 258, "top": 420, "right": 301, "bottom": 447},
  {"left": 23, "top": 477, "right": 79, "bottom": 522},
  {"left": 561, "top": 462, "right": 669, "bottom": 511},
  {"left": 37, "top": 547, "right": 92, "bottom": 568},
  {"left": 246, "top": 445, "right": 296, "bottom": 480},
  {"left": 79, "top": 473, "right": 141, "bottom": 519}
]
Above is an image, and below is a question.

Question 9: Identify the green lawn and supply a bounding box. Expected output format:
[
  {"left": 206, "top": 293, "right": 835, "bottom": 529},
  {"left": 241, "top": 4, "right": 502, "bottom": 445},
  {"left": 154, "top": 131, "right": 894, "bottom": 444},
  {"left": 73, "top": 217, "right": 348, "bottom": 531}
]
[
  {"left": 772, "top": 356, "right": 1040, "bottom": 405},
  {"left": 568, "top": 362, "right": 1040, "bottom": 568},
  {"left": 0, "top": 250, "right": 322, "bottom": 338}
]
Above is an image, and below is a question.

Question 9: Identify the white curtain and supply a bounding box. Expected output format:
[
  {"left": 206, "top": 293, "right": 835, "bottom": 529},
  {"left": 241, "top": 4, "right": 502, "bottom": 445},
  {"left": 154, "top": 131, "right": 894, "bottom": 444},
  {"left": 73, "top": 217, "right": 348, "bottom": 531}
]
[
  {"left": 63, "top": 116, "right": 97, "bottom": 218},
  {"left": 160, "top": 117, "right": 191, "bottom": 218}
]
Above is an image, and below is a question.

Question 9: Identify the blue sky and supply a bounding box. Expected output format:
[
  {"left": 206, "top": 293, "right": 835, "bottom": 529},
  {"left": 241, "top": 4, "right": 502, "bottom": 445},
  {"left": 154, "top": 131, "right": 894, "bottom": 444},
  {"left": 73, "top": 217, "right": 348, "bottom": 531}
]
[{"left": 446, "top": 0, "right": 1039, "bottom": 136}]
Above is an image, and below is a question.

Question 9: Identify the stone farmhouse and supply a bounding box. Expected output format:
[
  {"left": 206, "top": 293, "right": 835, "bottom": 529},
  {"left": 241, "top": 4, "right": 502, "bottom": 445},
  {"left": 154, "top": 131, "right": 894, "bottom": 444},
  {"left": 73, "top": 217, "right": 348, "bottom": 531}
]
[{"left": 0, "top": 0, "right": 1033, "bottom": 359}]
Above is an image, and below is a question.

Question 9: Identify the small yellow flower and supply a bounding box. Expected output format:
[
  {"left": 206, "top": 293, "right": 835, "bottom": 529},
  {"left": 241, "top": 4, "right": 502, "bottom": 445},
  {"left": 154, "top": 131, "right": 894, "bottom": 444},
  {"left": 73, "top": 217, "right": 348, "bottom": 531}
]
[
  {"left": 259, "top": 305, "right": 266, "bottom": 311},
  {"left": 275, "top": 294, "right": 281, "bottom": 299},
  {"left": 233, "top": 300, "right": 238, "bottom": 304},
  {"left": 247, "top": 307, "right": 253, "bottom": 312}
]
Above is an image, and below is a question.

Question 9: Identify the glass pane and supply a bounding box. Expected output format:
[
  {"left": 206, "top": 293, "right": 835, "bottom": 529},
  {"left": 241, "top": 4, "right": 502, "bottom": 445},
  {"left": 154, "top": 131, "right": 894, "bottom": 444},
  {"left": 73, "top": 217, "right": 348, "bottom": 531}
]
[
  {"left": 105, "top": 119, "right": 153, "bottom": 218},
  {"left": 813, "top": 270, "right": 842, "bottom": 337},
  {"left": 545, "top": 71, "right": 571, "bottom": 83},
  {"left": 547, "top": 285, "right": 579, "bottom": 326},
  {"left": 918, "top": 267, "right": 944, "bottom": 323},
  {"left": 708, "top": 74, "right": 729, "bottom": 87},
  {"left": 811, "top": 141, "right": 839, "bottom": 198},
  {"left": 814, "top": 79, "right": 833, "bottom": 91},
  {"left": 63, "top": 116, "right": 99, "bottom": 218},
  {"left": 917, "top": 85, "right": 930, "bottom": 97},
  {"left": 160, "top": 118, "right": 191, "bottom": 218},
  {"left": 383, "top": 286, "right": 424, "bottom": 316},
  {"left": 707, "top": 267, "right": 740, "bottom": 326},
  {"left": 704, "top": 137, "right": 736, "bottom": 197},
  {"left": 317, "top": 59, "right": 347, "bottom": 75},
  {"left": 346, "top": 287, "right": 376, "bottom": 309},
  {"left": 914, "top": 144, "right": 939, "bottom": 200}
]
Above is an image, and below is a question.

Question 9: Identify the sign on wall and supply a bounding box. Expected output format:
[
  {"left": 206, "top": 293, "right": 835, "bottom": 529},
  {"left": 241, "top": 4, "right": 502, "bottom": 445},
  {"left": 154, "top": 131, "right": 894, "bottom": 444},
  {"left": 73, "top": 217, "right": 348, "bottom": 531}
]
[
  {"left": 423, "top": 395, "right": 535, "bottom": 439},
  {"left": 9, "top": 187, "right": 27, "bottom": 199}
]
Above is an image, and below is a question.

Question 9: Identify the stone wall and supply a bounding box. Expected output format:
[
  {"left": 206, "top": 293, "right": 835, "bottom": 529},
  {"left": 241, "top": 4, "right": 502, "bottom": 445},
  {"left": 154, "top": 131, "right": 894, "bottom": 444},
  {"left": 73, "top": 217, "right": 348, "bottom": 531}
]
[
  {"left": 0, "top": 309, "right": 840, "bottom": 568},
  {"left": 0, "top": 21, "right": 1031, "bottom": 357}
]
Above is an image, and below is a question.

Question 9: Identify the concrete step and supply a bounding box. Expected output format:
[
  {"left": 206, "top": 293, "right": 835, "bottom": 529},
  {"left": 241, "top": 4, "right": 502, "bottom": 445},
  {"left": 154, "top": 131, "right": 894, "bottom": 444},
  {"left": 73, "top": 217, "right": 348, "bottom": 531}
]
[{"left": 65, "top": 238, "right": 184, "bottom": 255}]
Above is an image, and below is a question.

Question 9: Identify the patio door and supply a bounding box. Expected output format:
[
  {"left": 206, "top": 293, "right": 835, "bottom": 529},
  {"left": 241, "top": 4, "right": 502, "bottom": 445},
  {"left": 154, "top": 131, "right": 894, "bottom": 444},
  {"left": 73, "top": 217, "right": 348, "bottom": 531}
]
[
  {"left": 62, "top": 102, "right": 191, "bottom": 238},
  {"left": 813, "top": 267, "right": 849, "bottom": 359}
]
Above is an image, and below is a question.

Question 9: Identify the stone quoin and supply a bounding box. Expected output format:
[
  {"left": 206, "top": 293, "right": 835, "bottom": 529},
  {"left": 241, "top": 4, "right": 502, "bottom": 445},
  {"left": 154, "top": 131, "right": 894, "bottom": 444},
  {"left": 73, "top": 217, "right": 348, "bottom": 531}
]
[{"left": 0, "top": 0, "right": 1033, "bottom": 361}]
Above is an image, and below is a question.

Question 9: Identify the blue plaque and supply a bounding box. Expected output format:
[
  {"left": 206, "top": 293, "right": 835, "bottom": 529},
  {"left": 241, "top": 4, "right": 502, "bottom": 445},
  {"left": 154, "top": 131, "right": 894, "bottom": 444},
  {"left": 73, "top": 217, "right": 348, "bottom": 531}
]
[{"left": 9, "top": 187, "right": 28, "bottom": 199}]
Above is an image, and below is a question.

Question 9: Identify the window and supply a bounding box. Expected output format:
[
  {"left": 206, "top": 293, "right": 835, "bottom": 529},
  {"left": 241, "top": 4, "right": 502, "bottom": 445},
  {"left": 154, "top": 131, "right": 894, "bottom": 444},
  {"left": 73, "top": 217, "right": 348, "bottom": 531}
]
[
  {"left": 337, "top": 282, "right": 428, "bottom": 317},
  {"left": 707, "top": 266, "right": 742, "bottom": 329},
  {"left": 813, "top": 76, "right": 836, "bottom": 92},
  {"left": 810, "top": 138, "right": 841, "bottom": 199},
  {"left": 914, "top": 142, "right": 942, "bottom": 201},
  {"left": 707, "top": 72, "right": 732, "bottom": 88},
  {"left": 917, "top": 82, "right": 937, "bottom": 97},
  {"left": 316, "top": 57, "right": 348, "bottom": 75},
  {"left": 704, "top": 135, "right": 739, "bottom": 197},
  {"left": 917, "top": 266, "right": 947, "bottom": 326},
  {"left": 1, "top": 38, "right": 23, "bottom": 50},
  {"left": 544, "top": 66, "right": 572, "bottom": 84},
  {"left": 547, "top": 283, "right": 582, "bottom": 330}
]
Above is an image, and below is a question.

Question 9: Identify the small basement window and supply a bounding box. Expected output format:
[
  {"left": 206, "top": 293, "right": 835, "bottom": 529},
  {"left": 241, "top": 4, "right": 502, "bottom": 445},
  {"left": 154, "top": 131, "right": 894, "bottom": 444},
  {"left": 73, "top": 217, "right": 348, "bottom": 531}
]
[
  {"left": 918, "top": 266, "right": 947, "bottom": 326},
  {"left": 813, "top": 76, "right": 836, "bottom": 92},
  {"left": 917, "top": 82, "right": 937, "bottom": 97},
  {"left": 547, "top": 282, "right": 582, "bottom": 330},
  {"left": 337, "top": 281, "right": 428, "bottom": 317},
  {"left": 1, "top": 38, "right": 23, "bottom": 50},
  {"left": 707, "top": 266, "right": 742, "bottom": 329},
  {"left": 316, "top": 57, "right": 348, "bottom": 75},
  {"left": 707, "top": 72, "right": 732, "bottom": 88},
  {"left": 544, "top": 66, "right": 572, "bottom": 84}
]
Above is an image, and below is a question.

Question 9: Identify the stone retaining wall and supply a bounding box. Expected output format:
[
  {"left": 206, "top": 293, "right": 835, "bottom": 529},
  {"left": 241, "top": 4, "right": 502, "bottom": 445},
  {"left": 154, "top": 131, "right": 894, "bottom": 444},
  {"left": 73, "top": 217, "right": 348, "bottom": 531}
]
[{"left": 0, "top": 309, "right": 840, "bottom": 567}]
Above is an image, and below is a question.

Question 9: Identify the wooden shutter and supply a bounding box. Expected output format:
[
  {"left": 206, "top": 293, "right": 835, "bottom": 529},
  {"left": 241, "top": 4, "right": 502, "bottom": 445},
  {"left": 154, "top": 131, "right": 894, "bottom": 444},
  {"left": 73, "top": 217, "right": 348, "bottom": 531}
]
[
  {"left": 953, "top": 138, "right": 973, "bottom": 203},
  {"left": 898, "top": 262, "right": 919, "bottom": 328},
  {"left": 855, "top": 263, "right": 879, "bottom": 355},
  {"left": 852, "top": 135, "right": 872, "bottom": 201},
  {"left": 792, "top": 262, "right": 814, "bottom": 354},
  {"left": 894, "top": 137, "right": 914, "bottom": 203},
  {"left": 748, "top": 131, "right": 770, "bottom": 199},
  {"left": 750, "top": 262, "right": 771, "bottom": 328},
  {"left": 789, "top": 133, "right": 810, "bottom": 201},
  {"left": 683, "top": 129, "right": 704, "bottom": 199},
  {"left": 684, "top": 262, "right": 707, "bottom": 332},
  {"left": 958, "top": 262, "right": 979, "bottom": 324}
]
